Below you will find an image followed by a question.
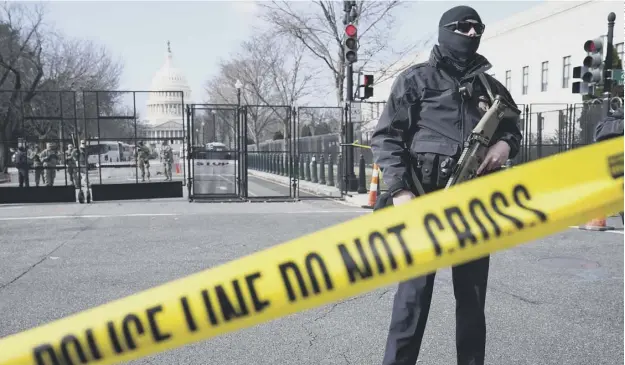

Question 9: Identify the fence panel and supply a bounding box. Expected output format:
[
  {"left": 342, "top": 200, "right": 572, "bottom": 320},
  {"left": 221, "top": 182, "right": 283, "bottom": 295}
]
[
  {"left": 187, "top": 104, "right": 242, "bottom": 201},
  {"left": 0, "top": 90, "right": 79, "bottom": 203},
  {"left": 245, "top": 104, "right": 295, "bottom": 200},
  {"left": 81, "top": 90, "right": 185, "bottom": 201},
  {"left": 294, "top": 106, "right": 343, "bottom": 198}
]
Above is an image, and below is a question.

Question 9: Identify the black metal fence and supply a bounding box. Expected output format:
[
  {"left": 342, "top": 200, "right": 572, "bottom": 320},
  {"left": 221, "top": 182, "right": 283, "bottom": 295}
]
[
  {"left": 247, "top": 101, "right": 613, "bottom": 194},
  {"left": 1, "top": 92, "right": 614, "bottom": 203},
  {"left": 1, "top": 89, "right": 186, "bottom": 203},
  {"left": 0, "top": 90, "right": 81, "bottom": 203},
  {"left": 515, "top": 102, "right": 609, "bottom": 165}
]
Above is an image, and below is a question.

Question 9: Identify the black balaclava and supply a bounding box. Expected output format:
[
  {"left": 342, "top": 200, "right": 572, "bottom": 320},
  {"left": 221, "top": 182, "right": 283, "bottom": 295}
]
[{"left": 437, "top": 5, "right": 482, "bottom": 69}]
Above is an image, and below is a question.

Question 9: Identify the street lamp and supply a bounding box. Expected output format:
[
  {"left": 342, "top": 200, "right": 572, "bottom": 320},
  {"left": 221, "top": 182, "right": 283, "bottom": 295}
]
[
  {"left": 234, "top": 79, "right": 243, "bottom": 142},
  {"left": 234, "top": 79, "right": 243, "bottom": 108},
  {"left": 234, "top": 79, "right": 244, "bottom": 196},
  {"left": 201, "top": 122, "right": 205, "bottom": 146},
  {"left": 211, "top": 110, "right": 217, "bottom": 142}
]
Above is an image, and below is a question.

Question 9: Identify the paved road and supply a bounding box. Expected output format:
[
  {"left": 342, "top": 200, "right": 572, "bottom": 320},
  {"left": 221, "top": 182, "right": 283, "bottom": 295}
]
[
  {"left": 191, "top": 161, "right": 317, "bottom": 198},
  {"left": 193, "top": 173, "right": 316, "bottom": 198},
  {"left": 0, "top": 199, "right": 622, "bottom": 365},
  {"left": 3, "top": 163, "right": 321, "bottom": 198}
]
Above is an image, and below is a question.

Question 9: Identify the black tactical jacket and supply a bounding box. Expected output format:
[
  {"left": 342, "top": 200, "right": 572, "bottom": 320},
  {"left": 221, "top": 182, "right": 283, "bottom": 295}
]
[{"left": 370, "top": 46, "right": 523, "bottom": 195}]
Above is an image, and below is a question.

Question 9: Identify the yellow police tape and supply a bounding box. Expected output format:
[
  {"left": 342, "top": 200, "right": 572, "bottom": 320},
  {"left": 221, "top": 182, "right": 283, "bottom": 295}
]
[
  {"left": 341, "top": 140, "right": 372, "bottom": 149},
  {"left": 1, "top": 137, "right": 623, "bottom": 365}
]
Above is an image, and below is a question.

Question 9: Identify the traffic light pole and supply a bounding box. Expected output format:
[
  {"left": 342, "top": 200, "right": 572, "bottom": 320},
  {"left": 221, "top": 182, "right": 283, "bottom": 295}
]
[
  {"left": 603, "top": 12, "right": 616, "bottom": 98},
  {"left": 344, "top": 62, "right": 359, "bottom": 191}
]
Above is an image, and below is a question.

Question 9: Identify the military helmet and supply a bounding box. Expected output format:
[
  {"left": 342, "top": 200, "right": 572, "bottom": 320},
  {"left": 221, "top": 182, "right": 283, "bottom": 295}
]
[
  {"left": 67, "top": 144, "right": 74, "bottom": 149},
  {"left": 46, "top": 142, "right": 57, "bottom": 149}
]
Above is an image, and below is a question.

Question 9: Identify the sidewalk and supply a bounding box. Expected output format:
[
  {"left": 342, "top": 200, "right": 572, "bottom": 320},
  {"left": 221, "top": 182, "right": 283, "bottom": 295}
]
[{"left": 343, "top": 192, "right": 372, "bottom": 208}]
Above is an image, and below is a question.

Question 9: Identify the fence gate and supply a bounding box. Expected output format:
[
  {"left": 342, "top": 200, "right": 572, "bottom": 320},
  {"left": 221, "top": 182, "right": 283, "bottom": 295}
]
[
  {"left": 244, "top": 104, "right": 297, "bottom": 201},
  {"left": 186, "top": 103, "right": 245, "bottom": 202}
]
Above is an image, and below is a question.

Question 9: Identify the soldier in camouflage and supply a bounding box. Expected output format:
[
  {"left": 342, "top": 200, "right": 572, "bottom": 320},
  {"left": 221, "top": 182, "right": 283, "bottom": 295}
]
[
  {"left": 30, "top": 146, "right": 44, "bottom": 186},
  {"left": 39, "top": 142, "right": 59, "bottom": 186},
  {"left": 160, "top": 139, "right": 173, "bottom": 181},
  {"left": 135, "top": 141, "right": 151, "bottom": 182},
  {"left": 65, "top": 144, "right": 79, "bottom": 186}
]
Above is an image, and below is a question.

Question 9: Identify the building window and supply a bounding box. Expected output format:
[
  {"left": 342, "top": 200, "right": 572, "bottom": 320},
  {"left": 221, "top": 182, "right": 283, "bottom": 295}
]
[
  {"left": 616, "top": 43, "right": 624, "bottom": 66},
  {"left": 522, "top": 66, "right": 529, "bottom": 95},
  {"left": 541, "top": 61, "right": 548, "bottom": 92},
  {"left": 562, "top": 56, "right": 571, "bottom": 88},
  {"left": 505, "top": 70, "right": 511, "bottom": 90}
]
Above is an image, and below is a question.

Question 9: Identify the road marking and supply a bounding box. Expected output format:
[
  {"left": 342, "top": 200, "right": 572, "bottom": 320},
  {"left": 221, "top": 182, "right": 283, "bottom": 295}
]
[
  {"left": 0, "top": 210, "right": 366, "bottom": 222},
  {"left": 0, "top": 213, "right": 180, "bottom": 221},
  {"left": 215, "top": 174, "right": 257, "bottom": 197}
]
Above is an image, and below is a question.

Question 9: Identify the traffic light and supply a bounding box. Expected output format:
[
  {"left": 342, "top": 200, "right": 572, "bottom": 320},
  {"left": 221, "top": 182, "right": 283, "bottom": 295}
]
[
  {"left": 344, "top": 23, "right": 358, "bottom": 64},
  {"left": 363, "top": 74, "right": 374, "bottom": 99},
  {"left": 572, "top": 36, "right": 604, "bottom": 95},
  {"left": 343, "top": 1, "right": 358, "bottom": 64},
  {"left": 582, "top": 37, "right": 603, "bottom": 83}
]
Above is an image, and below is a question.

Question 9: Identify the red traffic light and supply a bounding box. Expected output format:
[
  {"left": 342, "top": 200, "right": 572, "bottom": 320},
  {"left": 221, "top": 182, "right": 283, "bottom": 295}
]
[
  {"left": 584, "top": 38, "right": 603, "bottom": 53},
  {"left": 345, "top": 24, "right": 357, "bottom": 37},
  {"left": 363, "top": 74, "right": 374, "bottom": 85},
  {"left": 585, "top": 41, "right": 597, "bottom": 52}
]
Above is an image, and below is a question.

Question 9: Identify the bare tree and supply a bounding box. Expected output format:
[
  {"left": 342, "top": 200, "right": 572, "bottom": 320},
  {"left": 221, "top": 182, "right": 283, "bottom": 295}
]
[
  {"left": 236, "top": 32, "right": 314, "bottom": 142},
  {"left": 29, "top": 35, "right": 123, "bottom": 140},
  {"left": 204, "top": 30, "right": 315, "bottom": 147},
  {"left": 297, "top": 107, "right": 341, "bottom": 136},
  {"left": 0, "top": 2, "right": 124, "bottom": 171},
  {"left": 205, "top": 56, "right": 280, "bottom": 147},
  {"left": 0, "top": 2, "right": 46, "bottom": 171},
  {"left": 258, "top": 0, "right": 426, "bottom": 106}
]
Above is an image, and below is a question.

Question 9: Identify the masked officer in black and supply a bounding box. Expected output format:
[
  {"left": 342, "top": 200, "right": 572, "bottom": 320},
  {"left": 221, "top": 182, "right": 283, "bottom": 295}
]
[{"left": 371, "top": 5, "right": 522, "bottom": 365}]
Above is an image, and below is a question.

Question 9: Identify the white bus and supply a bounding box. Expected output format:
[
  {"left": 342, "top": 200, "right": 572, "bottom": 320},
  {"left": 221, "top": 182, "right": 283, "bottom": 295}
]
[{"left": 86, "top": 141, "right": 134, "bottom": 166}]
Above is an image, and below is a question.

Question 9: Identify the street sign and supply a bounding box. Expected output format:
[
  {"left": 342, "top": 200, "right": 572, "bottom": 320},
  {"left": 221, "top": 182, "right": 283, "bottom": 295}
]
[
  {"left": 613, "top": 68, "right": 624, "bottom": 85},
  {"left": 350, "top": 104, "right": 361, "bottom": 122}
]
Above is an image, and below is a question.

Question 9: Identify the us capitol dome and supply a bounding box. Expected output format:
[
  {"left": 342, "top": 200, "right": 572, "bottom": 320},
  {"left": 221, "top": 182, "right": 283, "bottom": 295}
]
[{"left": 143, "top": 41, "right": 192, "bottom": 144}]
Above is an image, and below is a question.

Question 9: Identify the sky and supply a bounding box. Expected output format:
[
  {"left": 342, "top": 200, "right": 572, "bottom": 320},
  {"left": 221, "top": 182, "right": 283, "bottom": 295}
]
[{"left": 42, "top": 0, "right": 543, "bottom": 115}]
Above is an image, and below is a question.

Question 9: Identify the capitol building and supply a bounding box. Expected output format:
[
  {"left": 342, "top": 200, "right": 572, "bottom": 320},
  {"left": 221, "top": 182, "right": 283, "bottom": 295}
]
[{"left": 142, "top": 42, "right": 191, "bottom": 152}]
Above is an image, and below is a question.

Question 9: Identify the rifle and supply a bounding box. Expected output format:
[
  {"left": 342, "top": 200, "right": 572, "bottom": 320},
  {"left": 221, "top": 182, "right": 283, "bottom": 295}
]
[{"left": 444, "top": 93, "right": 521, "bottom": 189}]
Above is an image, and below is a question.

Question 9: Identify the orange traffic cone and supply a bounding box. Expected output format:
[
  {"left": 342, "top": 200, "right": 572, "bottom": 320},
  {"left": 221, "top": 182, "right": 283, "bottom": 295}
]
[
  {"left": 578, "top": 216, "right": 615, "bottom": 231},
  {"left": 362, "top": 164, "right": 380, "bottom": 209}
]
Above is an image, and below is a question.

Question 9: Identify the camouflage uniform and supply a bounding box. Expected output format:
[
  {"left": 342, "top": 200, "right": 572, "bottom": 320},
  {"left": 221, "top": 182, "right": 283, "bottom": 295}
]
[
  {"left": 135, "top": 141, "right": 151, "bottom": 181},
  {"left": 65, "top": 144, "right": 79, "bottom": 185},
  {"left": 39, "top": 142, "right": 59, "bottom": 186},
  {"left": 30, "top": 147, "right": 44, "bottom": 186},
  {"left": 160, "top": 140, "right": 173, "bottom": 181}
]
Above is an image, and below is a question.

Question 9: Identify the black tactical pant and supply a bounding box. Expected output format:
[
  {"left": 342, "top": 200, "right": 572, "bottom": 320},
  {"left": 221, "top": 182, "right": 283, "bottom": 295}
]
[
  {"left": 382, "top": 155, "right": 490, "bottom": 365},
  {"left": 382, "top": 256, "right": 490, "bottom": 365},
  {"left": 18, "top": 168, "right": 29, "bottom": 187}
]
